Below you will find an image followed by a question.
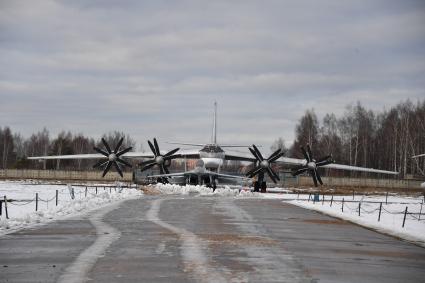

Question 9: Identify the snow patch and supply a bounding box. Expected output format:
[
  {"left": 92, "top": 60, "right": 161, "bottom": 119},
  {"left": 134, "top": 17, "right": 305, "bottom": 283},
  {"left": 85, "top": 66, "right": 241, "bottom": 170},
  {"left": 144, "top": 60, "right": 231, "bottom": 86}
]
[
  {"left": 0, "top": 181, "right": 142, "bottom": 235},
  {"left": 289, "top": 196, "right": 425, "bottom": 247},
  {"left": 153, "top": 183, "right": 261, "bottom": 198}
]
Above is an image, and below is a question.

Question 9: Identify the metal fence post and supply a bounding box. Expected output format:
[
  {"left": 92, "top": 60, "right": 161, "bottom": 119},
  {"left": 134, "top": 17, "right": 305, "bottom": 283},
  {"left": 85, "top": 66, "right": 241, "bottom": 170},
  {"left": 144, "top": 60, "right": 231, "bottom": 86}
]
[
  {"left": 378, "top": 202, "right": 382, "bottom": 222},
  {"left": 358, "top": 202, "right": 361, "bottom": 216},
  {"left": 56, "top": 190, "right": 58, "bottom": 206},
  {"left": 419, "top": 203, "right": 423, "bottom": 221},
  {"left": 4, "top": 196, "right": 9, "bottom": 219},
  {"left": 342, "top": 198, "right": 344, "bottom": 212},
  {"left": 330, "top": 195, "right": 333, "bottom": 207},
  {"left": 402, "top": 206, "right": 408, "bottom": 228},
  {"left": 36, "top": 193, "right": 38, "bottom": 211}
]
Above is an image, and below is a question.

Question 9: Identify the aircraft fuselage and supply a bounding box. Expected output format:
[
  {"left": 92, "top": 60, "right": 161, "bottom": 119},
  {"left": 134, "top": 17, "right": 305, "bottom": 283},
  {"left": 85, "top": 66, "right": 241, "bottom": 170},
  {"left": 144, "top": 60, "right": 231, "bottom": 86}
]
[{"left": 199, "top": 144, "right": 225, "bottom": 169}]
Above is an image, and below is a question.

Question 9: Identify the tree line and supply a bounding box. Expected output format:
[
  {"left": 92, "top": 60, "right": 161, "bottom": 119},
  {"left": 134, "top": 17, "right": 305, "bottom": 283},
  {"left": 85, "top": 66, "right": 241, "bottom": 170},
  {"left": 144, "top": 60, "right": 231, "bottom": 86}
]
[
  {"left": 0, "top": 129, "right": 136, "bottom": 170},
  {"left": 271, "top": 99, "right": 425, "bottom": 178},
  {"left": 1, "top": 99, "right": 424, "bottom": 178}
]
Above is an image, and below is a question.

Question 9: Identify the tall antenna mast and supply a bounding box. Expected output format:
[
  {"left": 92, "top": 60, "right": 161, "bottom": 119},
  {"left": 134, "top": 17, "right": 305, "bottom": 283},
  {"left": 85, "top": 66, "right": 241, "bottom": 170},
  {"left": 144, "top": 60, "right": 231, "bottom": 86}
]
[{"left": 212, "top": 101, "right": 217, "bottom": 144}]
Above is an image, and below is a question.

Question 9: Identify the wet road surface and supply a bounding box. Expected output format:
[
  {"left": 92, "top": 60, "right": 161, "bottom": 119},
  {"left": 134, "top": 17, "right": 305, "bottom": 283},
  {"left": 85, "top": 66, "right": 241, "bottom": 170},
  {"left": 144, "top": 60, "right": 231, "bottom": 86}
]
[{"left": 1, "top": 195, "right": 425, "bottom": 282}]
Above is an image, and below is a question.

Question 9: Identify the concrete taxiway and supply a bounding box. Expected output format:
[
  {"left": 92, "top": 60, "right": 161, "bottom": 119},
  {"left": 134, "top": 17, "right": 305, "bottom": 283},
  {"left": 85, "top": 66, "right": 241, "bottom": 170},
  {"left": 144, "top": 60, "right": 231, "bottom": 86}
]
[{"left": 1, "top": 194, "right": 425, "bottom": 282}]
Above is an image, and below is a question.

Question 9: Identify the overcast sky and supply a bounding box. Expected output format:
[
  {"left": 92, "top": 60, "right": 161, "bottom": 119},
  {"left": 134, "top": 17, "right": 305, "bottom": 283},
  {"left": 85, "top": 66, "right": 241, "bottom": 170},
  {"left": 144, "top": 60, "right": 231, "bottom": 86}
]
[{"left": 1, "top": 0, "right": 424, "bottom": 152}]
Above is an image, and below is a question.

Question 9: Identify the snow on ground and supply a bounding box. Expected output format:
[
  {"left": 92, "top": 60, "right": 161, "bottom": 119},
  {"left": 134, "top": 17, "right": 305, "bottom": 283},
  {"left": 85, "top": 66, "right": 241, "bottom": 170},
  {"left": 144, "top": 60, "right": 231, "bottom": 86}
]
[
  {"left": 2, "top": 181, "right": 424, "bottom": 247},
  {"left": 0, "top": 180, "right": 143, "bottom": 235},
  {"left": 287, "top": 193, "right": 425, "bottom": 247},
  {"left": 153, "top": 183, "right": 261, "bottom": 197}
]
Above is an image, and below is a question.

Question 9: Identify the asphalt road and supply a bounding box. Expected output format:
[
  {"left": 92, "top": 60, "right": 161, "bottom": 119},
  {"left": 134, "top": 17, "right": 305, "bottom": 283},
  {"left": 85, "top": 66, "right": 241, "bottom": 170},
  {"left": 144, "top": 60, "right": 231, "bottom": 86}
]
[{"left": 1, "top": 194, "right": 425, "bottom": 283}]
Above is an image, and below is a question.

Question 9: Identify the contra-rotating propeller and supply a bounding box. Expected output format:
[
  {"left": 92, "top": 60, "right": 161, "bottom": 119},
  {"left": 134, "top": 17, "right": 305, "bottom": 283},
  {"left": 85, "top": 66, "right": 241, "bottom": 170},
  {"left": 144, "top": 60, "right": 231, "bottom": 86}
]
[
  {"left": 92, "top": 137, "right": 133, "bottom": 178},
  {"left": 291, "top": 144, "right": 334, "bottom": 186},
  {"left": 139, "top": 138, "right": 180, "bottom": 174},
  {"left": 245, "top": 145, "right": 285, "bottom": 183}
]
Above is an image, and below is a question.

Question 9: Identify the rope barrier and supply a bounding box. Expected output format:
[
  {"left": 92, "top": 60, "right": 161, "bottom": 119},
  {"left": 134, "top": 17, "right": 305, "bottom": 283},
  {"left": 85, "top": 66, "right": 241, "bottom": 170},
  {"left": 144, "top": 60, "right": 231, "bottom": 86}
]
[
  {"left": 360, "top": 206, "right": 381, "bottom": 214},
  {"left": 8, "top": 198, "right": 36, "bottom": 206},
  {"left": 381, "top": 206, "right": 406, "bottom": 215}
]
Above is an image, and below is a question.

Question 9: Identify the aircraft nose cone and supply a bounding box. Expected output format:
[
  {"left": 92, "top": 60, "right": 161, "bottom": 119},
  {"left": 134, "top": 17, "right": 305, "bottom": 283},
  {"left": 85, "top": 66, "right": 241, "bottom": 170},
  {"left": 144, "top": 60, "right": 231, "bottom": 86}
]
[
  {"left": 155, "top": 156, "right": 164, "bottom": 164},
  {"left": 260, "top": 160, "right": 269, "bottom": 168},
  {"left": 307, "top": 162, "right": 316, "bottom": 170},
  {"left": 108, "top": 153, "right": 117, "bottom": 162}
]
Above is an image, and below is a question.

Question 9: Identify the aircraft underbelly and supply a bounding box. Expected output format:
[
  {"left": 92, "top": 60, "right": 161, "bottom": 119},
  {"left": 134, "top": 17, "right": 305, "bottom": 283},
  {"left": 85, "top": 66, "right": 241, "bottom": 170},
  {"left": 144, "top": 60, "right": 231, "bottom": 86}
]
[{"left": 201, "top": 158, "right": 223, "bottom": 169}]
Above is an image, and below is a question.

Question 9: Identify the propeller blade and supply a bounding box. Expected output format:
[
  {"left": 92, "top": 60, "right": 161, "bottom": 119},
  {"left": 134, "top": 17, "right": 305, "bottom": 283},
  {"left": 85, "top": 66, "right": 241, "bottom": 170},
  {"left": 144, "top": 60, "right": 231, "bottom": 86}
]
[
  {"left": 154, "top": 138, "right": 160, "bottom": 156},
  {"left": 266, "top": 168, "right": 279, "bottom": 183},
  {"left": 265, "top": 169, "right": 276, "bottom": 183},
  {"left": 102, "top": 161, "right": 113, "bottom": 177},
  {"left": 113, "top": 161, "right": 123, "bottom": 177},
  {"left": 306, "top": 144, "right": 313, "bottom": 161},
  {"left": 164, "top": 154, "right": 180, "bottom": 161},
  {"left": 252, "top": 144, "right": 264, "bottom": 161},
  {"left": 141, "top": 163, "right": 156, "bottom": 171},
  {"left": 116, "top": 146, "right": 132, "bottom": 157},
  {"left": 246, "top": 165, "right": 260, "bottom": 177},
  {"left": 249, "top": 147, "right": 261, "bottom": 162},
  {"left": 248, "top": 166, "right": 263, "bottom": 178},
  {"left": 162, "top": 165, "right": 170, "bottom": 174},
  {"left": 267, "top": 149, "right": 282, "bottom": 162},
  {"left": 316, "top": 159, "right": 333, "bottom": 167},
  {"left": 316, "top": 155, "right": 334, "bottom": 167},
  {"left": 93, "top": 159, "right": 108, "bottom": 169},
  {"left": 159, "top": 164, "right": 165, "bottom": 174},
  {"left": 139, "top": 159, "right": 156, "bottom": 167},
  {"left": 300, "top": 146, "right": 310, "bottom": 162},
  {"left": 93, "top": 146, "right": 109, "bottom": 157},
  {"left": 317, "top": 155, "right": 332, "bottom": 163},
  {"left": 164, "top": 147, "right": 180, "bottom": 157},
  {"left": 268, "top": 151, "right": 285, "bottom": 163},
  {"left": 311, "top": 169, "right": 318, "bottom": 187},
  {"left": 148, "top": 140, "right": 157, "bottom": 156},
  {"left": 269, "top": 167, "right": 280, "bottom": 181},
  {"left": 117, "top": 157, "right": 132, "bottom": 168},
  {"left": 101, "top": 138, "right": 112, "bottom": 153},
  {"left": 292, "top": 167, "right": 308, "bottom": 176},
  {"left": 113, "top": 137, "right": 124, "bottom": 153},
  {"left": 315, "top": 169, "right": 323, "bottom": 185}
]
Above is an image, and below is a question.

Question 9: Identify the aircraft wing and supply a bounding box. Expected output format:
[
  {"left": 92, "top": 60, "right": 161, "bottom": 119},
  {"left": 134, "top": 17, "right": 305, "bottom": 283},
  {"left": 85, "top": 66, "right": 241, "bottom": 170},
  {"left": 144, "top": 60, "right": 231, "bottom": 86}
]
[
  {"left": 412, "top": 153, "right": 425, "bottom": 158},
  {"left": 321, "top": 163, "right": 399, "bottom": 175},
  {"left": 27, "top": 151, "right": 156, "bottom": 160},
  {"left": 224, "top": 150, "right": 256, "bottom": 162},
  {"left": 148, "top": 172, "right": 188, "bottom": 178},
  {"left": 204, "top": 169, "right": 250, "bottom": 180},
  {"left": 274, "top": 157, "right": 398, "bottom": 175}
]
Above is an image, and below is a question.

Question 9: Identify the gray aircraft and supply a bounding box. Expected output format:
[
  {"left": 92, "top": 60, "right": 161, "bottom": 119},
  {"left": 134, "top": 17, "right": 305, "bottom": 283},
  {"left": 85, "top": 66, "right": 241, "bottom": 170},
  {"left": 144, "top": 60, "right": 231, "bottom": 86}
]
[
  {"left": 147, "top": 159, "right": 250, "bottom": 191},
  {"left": 28, "top": 102, "right": 399, "bottom": 191}
]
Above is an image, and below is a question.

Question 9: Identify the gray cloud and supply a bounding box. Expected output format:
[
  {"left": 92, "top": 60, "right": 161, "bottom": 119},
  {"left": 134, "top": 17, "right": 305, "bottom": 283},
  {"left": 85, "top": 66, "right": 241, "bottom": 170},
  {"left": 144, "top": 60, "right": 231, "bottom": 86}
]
[{"left": 1, "top": 0, "right": 424, "bottom": 153}]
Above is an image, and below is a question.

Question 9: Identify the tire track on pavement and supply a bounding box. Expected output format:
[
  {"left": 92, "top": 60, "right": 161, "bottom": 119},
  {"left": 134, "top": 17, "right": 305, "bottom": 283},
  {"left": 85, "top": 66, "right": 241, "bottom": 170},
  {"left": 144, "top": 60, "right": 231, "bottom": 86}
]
[
  {"left": 146, "top": 198, "right": 227, "bottom": 283},
  {"left": 57, "top": 200, "right": 125, "bottom": 283}
]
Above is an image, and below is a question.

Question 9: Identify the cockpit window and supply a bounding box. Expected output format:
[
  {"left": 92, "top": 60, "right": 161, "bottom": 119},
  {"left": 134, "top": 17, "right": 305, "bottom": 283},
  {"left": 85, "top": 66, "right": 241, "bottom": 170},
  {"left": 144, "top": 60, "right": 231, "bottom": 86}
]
[{"left": 200, "top": 144, "right": 224, "bottom": 153}]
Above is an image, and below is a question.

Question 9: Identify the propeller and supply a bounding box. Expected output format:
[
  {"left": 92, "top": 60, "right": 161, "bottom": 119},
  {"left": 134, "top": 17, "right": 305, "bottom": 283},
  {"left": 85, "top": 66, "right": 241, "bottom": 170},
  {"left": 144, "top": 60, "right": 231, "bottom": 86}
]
[
  {"left": 245, "top": 145, "right": 285, "bottom": 183},
  {"left": 139, "top": 138, "right": 180, "bottom": 174},
  {"left": 93, "top": 137, "right": 133, "bottom": 178},
  {"left": 291, "top": 144, "right": 334, "bottom": 186}
]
